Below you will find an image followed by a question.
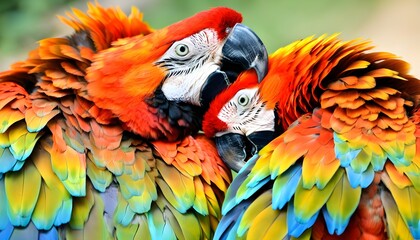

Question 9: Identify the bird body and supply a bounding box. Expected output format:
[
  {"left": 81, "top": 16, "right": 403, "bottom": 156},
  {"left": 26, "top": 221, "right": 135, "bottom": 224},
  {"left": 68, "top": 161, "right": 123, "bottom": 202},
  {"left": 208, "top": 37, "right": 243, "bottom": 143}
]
[
  {"left": 0, "top": 3, "right": 268, "bottom": 239},
  {"left": 204, "top": 34, "right": 420, "bottom": 239}
]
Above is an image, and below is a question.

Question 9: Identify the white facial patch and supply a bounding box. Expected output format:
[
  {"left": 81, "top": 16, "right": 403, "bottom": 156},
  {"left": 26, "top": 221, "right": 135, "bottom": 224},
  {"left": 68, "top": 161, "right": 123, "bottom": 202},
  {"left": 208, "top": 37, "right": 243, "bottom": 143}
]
[
  {"left": 216, "top": 87, "right": 275, "bottom": 137},
  {"left": 157, "top": 29, "right": 223, "bottom": 105}
]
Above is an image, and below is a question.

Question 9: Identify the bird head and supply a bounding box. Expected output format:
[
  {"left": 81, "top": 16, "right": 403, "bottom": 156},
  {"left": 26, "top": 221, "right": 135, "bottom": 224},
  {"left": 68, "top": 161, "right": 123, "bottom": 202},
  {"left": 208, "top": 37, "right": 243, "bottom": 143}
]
[
  {"left": 203, "top": 69, "right": 276, "bottom": 171},
  {"left": 85, "top": 7, "right": 268, "bottom": 140}
]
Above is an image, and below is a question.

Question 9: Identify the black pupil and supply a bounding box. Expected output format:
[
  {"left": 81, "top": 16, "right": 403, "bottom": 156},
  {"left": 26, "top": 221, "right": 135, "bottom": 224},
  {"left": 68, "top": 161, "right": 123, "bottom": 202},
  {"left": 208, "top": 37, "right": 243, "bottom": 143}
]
[
  {"left": 239, "top": 97, "right": 246, "bottom": 104},
  {"left": 179, "top": 46, "right": 186, "bottom": 53}
]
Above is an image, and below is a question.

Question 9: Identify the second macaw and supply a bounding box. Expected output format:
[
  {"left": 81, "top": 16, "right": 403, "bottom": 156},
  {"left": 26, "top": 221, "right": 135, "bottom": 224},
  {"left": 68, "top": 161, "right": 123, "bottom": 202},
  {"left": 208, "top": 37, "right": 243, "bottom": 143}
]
[
  {"left": 0, "top": 3, "right": 268, "bottom": 239},
  {"left": 203, "top": 35, "right": 420, "bottom": 239}
]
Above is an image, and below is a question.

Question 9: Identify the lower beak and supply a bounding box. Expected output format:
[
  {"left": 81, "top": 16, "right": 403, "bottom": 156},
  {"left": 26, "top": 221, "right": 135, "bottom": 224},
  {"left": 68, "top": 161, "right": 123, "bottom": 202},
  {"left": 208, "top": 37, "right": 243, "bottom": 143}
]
[
  {"left": 200, "top": 23, "right": 268, "bottom": 109},
  {"left": 215, "top": 131, "right": 275, "bottom": 172}
]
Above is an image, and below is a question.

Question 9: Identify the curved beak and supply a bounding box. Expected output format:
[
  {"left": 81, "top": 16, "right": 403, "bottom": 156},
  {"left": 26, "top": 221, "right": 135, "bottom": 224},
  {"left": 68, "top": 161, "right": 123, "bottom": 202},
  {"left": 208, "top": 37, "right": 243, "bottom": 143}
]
[
  {"left": 200, "top": 24, "right": 268, "bottom": 109},
  {"left": 215, "top": 130, "right": 275, "bottom": 172},
  {"left": 221, "top": 24, "right": 268, "bottom": 83}
]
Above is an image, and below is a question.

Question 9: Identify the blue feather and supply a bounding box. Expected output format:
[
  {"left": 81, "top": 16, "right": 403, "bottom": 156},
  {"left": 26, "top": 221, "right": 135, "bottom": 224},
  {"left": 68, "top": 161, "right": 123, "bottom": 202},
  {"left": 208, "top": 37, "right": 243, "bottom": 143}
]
[
  {"left": 222, "top": 155, "right": 258, "bottom": 214},
  {"left": 0, "top": 148, "right": 17, "bottom": 173},
  {"left": 53, "top": 198, "right": 72, "bottom": 226},
  {"left": 345, "top": 165, "right": 374, "bottom": 188},
  {"left": 409, "top": 223, "right": 420, "bottom": 239},
  {"left": 239, "top": 154, "right": 260, "bottom": 175},
  {"left": 371, "top": 151, "right": 387, "bottom": 171},
  {"left": 287, "top": 201, "right": 319, "bottom": 237},
  {"left": 336, "top": 148, "right": 361, "bottom": 167},
  {"left": 39, "top": 228, "right": 59, "bottom": 240},
  {"left": 161, "top": 221, "right": 176, "bottom": 240},
  {"left": 114, "top": 201, "right": 135, "bottom": 226},
  {"left": 215, "top": 200, "right": 249, "bottom": 240},
  {"left": 272, "top": 164, "right": 301, "bottom": 210},
  {"left": 0, "top": 178, "right": 9, "bottom": 230},
  {"left": 333, "top": 133, "right": 361, "bottom": 167},
  {"left": 147, "top": 208, "right": 165, "bottom": 240},
  {"left": 225, "top": 214, "right": 244, "bottom": 240},
  {"left": 387, "top": 152, "right": 411, "bottom": 167},
  {"left": 238, "top": 177, "right": 270, "bottom": 205},
  {"left": 322, "top": 207, "right": 351, "bottom": 235},
  {"left": 11, "top": 160, "right": 25, "bottom": 172},
  {"left": 0, "top": 222, "right": 13, "bottom": 240}
]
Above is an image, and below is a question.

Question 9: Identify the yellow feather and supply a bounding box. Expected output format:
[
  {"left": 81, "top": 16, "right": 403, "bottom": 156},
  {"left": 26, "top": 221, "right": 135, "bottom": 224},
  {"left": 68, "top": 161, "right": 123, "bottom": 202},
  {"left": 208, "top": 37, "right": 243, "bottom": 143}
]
[
  {"left": 325, "top": 171, "right": 361, "bottom": 229},
  {"left": 36, "top": 141, "right": 69, "bottom": 194},
  {"left": 66, "top": 187, "right": 112, "bottom": 240},
  {"left": 294, "top": 168, "right": 343, "bottom": 221},
  {"left": 385, "top": 162, "right": 412, "bottom": 188},
  {"left": 239, "top": 155, "right": 270, "bottom": 195},
  {"left": 31, "top": 145, "right": 72, "bottom": 228},
  {"left": 302, "top": 135, "right": 339, "bottom": 188},
  {"left": 0, "top": 107, "right": 24, "bottom": 133},
  {"left": 155, "top": 178, "right": 186, "bottom": 214},
  {"left": 203, "top": 183, "right": 221, "bottom": 219},
  {"left": 159, "top": 197, "right": 202, "bottom": 240},
  {"left": 31, "top": 182, "right": 69, "bottom": 229},
  {"left": 171, "top": 159, "right": 202, "bottom": 178},
  {"left": 116, "top": 216, "right": 152, "bottom": 240},
  {"left": 246, "top": 192, "right": 287, "bottom": 240},
  {"left": 8, "top": 121, "right": 41, "bottom": 160},
  {"left": 122, "top": 171, "right": 156, "bottom": 214},
  {"left": 342, "top": 60, "right": 370, "bottom": 72},
  {"left": 248, "top": 208, "right": 286, "bottom": 240},
  {"left": 381, "top": 190, "right": 414, "bottom": 240},
  {"left": 86, "top": 156, "right": 113, "bottom": 192},
  {"left": 269, "top": 132, "right": 312, "bottom": 177},
  {"left": 238, "top": 190, "right": 272, "bottom": 236},
  {"left": 5, "top": 160, "right": 41, "bottom": 226},
  {"left": 49, "top": 143, "right": 86, "bottom": 196},
  {"left": 382, "top": 171, "right": 420, "bottom": 235},
  {"left": 0, "top": 130, "right": 9, "bottom": 147},
  {"left": 69, "top": 184, "right": 94, "bottom": 228},
  {"left": 261, "top": 210, "right": 288, "bottom": 240},
  {"left": 192, "top": 177, "right": 209, "bottom": 215},
  {"left": 156, "top": 159, "right": 195, "bottom": 211},
  {"left": 25, "top": 108, "right": 60, "bottom": 132}
]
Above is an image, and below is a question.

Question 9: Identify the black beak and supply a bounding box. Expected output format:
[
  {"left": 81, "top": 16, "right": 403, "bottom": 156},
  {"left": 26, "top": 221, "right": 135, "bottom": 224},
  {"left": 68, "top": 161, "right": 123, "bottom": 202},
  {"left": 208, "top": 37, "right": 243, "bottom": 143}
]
[
  {"left": 221, "top": 23, "right": 268, "bottom": 83},
  {"left": 215, "top": 131, "right": 275, "bottom": 172},
  {"left": 200, "top": 23, "right": 268, "bottom": 109}
]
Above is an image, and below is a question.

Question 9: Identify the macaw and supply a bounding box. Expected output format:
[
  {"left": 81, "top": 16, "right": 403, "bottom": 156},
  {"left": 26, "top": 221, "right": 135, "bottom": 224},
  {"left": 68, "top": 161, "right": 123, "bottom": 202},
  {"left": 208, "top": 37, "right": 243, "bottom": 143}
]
[
  {"left": 203, "top": 34, "right": 420, "bottom": 239},
  {"left": 0, "top": 3, "right": 268, "bottom": 239}
]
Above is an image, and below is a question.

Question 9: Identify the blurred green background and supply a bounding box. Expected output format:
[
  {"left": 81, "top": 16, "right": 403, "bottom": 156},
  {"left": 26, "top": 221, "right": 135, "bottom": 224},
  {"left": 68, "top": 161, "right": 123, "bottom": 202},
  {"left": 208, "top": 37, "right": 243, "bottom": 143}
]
[{"left": 1, "top": 0, "right": 419, "bottom": 76}]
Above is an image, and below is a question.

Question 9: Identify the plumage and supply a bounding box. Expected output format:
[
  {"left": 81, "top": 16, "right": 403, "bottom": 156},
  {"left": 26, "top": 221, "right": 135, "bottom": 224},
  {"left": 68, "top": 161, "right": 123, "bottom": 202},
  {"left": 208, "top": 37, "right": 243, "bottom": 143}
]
[
  {"left": 0, "top": 3, "right": 270, "bottom": 239},
  {"left": 204, "top": 34, "right": 420, "bottom": 239}
]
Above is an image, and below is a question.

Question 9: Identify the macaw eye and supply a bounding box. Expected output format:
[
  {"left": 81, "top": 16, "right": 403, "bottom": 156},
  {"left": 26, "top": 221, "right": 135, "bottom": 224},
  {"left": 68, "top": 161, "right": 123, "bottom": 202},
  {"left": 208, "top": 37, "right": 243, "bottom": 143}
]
[
  {"left": 175, "top": 44, "right": 189, "bottom": 56},
  {"left": 237, "top": 94, "right": 249, "bottom": 106}
]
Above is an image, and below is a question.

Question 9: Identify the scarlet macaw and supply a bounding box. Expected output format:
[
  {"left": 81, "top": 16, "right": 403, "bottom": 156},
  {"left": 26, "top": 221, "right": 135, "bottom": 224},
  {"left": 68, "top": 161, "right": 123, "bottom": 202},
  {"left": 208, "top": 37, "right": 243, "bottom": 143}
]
[
  {"left": 0, "top": 3, "right": 268, "bottom": 239},
  {"left": 203, "top": 35, "right": 420, "bottom": 239}
]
